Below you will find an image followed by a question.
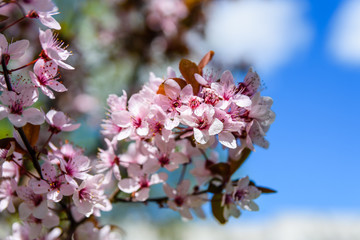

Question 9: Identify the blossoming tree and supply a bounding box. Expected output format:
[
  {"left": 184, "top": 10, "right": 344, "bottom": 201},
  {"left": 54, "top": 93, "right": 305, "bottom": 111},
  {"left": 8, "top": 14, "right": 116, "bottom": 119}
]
[{"left": 0, "top": 0, "right": 276, "bottom": 239}]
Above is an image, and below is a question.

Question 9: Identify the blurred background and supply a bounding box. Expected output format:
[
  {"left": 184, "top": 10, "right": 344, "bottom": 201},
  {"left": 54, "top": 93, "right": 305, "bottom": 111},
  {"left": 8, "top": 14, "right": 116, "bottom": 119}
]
[{"left": 1, "top": 0, "right": 360, "bottom": 239}]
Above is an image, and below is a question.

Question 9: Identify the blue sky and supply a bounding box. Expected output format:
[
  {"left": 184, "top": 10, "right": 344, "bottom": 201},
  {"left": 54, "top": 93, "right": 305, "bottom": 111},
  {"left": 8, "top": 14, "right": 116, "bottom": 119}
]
[
  {"left": 220, "top": 0, "right": 360, "bottom": 221},
  {"left": 51, "top": 0, "right": 360, "bottom": 223}
]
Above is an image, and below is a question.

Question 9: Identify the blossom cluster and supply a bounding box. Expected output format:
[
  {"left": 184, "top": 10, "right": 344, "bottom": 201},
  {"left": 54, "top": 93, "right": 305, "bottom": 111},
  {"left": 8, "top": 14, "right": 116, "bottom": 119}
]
[
  {"left": 0, "top": 0, "right": 119, "bottom": 239},
  {"left": 0, "top": 0, "right": 276, "bottom": 239},
  {"left": 99, "top": 52, "right": 275, "bottom": 220}
]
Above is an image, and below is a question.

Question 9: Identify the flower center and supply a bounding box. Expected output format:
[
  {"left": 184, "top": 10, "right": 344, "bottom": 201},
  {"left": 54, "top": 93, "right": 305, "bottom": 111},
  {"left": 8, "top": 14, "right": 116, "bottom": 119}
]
[
  {"left": 158, "top": 153, "right": 170, "bottom": 166},
  {"left": 174, "top": 196, "right": 184, "bottom": 207},
  {"left": 10, "top": 101, "right": 23, "bottom": 115}
]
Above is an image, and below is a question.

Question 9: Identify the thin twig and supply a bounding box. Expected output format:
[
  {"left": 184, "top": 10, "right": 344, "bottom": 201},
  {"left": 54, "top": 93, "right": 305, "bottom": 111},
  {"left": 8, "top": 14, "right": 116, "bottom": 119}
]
[
  {"left": 177, "top": 162, "right": 188, "bottom": 185},
  {"left": 0, "top": 15, "right": 25, "bottom": 32},
  {"left": 9, "top": 58, "right": 39, "bottom": 73}
]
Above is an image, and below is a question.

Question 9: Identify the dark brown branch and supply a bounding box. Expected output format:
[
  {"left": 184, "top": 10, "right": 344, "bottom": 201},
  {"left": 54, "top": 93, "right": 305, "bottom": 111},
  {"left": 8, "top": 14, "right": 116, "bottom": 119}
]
[{"left": 1, "top": 54, "right": 43, "bottom": 179}]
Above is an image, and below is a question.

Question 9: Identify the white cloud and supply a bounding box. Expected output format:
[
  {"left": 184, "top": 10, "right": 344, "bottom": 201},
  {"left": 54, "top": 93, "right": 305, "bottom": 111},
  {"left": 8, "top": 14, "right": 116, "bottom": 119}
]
[
  {"left": 328, "top": 0, "right": 360, "bottom": 65},
  {"left": 195, "top": 0, "right": 312, "bottom": 73},
  {"left": 119, "top": 212, "right": 360, "bottom": 240}
]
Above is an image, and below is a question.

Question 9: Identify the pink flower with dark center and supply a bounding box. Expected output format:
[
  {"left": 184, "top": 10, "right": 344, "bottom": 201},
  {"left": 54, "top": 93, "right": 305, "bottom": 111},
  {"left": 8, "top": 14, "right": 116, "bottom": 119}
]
[
  {"left": 237, "top": 68, "right": 261, "bottom": 97},
  {"left": 59, "top": 155, "right": 91, "bottom": 186},
  {"left": 23, "top": 211, "right": 60, "bottom": 240},
  {"left": 17, "top": 186, "right": 48, "bottom": 220},
  {"left": 147, "top": 105, "right": 172, "bottom": 141},
  {"left": 118, "top": 163, "right": 167, "bottom": 201},
  {"left": 222, "top": 176, "right": 261, "bottom": 220},
  {"left": 6, "top": 222, "right": 62, "bottom": 240},
  {"left": 45, "top": 110, "right": 80, "bottom": 134},
  {"left": 97, "top": 138, "right": 121, "bottom": 184},
  {"left": 111, "top": 93, "right": 150, "bottom": 138},
  {"left": 181, "top": 104, "right": 223, "bottom": 145},
  {"left": 0, "top": 87, "right": 44, "bottom": 127},
  {"left": 0, "top": 179, "right": 17, "bottom": 213},
  {"left": 211, "top": 70, "right": 252, "bottom": 110},
  {"left": 30, "top": 59, "right": 66, "bottom": 99},
  {"left": 163, "top": 180, "right": 207, "bottom": 220},
  {"left": 147, "top": 137, "right": 188, "bottom": 171},
  {"left": 30, "top": 162, "right": 75, "bottom": 202},
  {"left": 72, "top": 174, "right": 111, "bottom": 217},
  {"left": 21, "top": 0, "right": 61, "bottom": 30},
  {"left": 0, "top": 33, "right": 29, "bottom": 64},
  {"left": 48, "top": 142, "right": 83, "bottom": 164}
]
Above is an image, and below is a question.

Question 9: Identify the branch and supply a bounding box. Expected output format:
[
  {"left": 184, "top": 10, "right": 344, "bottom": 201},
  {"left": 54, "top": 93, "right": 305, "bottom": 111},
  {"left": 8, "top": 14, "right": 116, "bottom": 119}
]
[{"left": 1, "top": 54, "right": 43, "bottom": 179}]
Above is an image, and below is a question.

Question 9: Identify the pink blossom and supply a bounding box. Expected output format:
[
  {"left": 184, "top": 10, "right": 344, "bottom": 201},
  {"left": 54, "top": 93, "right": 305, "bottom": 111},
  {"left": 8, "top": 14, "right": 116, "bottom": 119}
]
[
  {"left": 0, "top": 34, "right": 29, "bottom": 64},
  {"left": 24, "top": 211, "right": 59, "bottom": 239},
  {"left": 155, "top": 80, "right": 193, "bottom": 130},
  {"left": 45, "top": 110, "right": 80, "bottom": 133},
  {"left": 30, "top": 59, "right": 67, "bottom": 99},
  {"left": 232, "top": 176, "right": 261, "bottom": 211},
  {"left": 72, "top": 174, "right": 111, "bottom": 217},
  {"left": 39, "top": 29, "right": 74, "bottom": 70},
  {"left": 147, "top": 137, "right": 189, "bottom": 171},
  {"left": 147, "top": 0, "right": 188, "bottom": 36},
  {"left": 97, "top": 138, "right": 121, "bottom": 184},
  {"left": 238, "top": 68, "right": 261, "bottom": 97},
  {"left": 1, "top": 152, "right": 22, "bottom": 181},
  {"left": 0, "top": 141, "right": 15, "bottom": 177},
  {"left": 0, "top": 179, "right": 17, "bottom": 213},
  {"left": 211, "top": 70, "right": 251, "bottom": 110},
  {"left": 118, "top": 163, "right": 167, "bottom": 201},
  {"left": 181, "top": 104, "right": 223, "bottom": 145},
  {"left": 120, "top": 142, "right": 148, "bottom": 166},
  {"left": 163, "top": 180, "right": 207, "bottom": 220},
  {"left": 146, "top": 105, "right": 172, "bottom": 141},
  {"left": 6, "top": 222, "right": 62, "bottom": 240},
  {"left": 17, "top": 186, "right": 48, "bottom": 220},
  {"left": 30, "top": 162, "right": 75, "bottom": 202},
  {"left": 74, "top": 222, "right": 122, "bottom": 240},
  {"left": 47, "top": 142, "right": 83, "bottom": 164},
  {"left": 21, "top": 0, "right": 61, "bottom": 29},
  {"left": 59, "top": 155, "right": 91, "bottom": 186},
  {"left": 111, "top": 93, "right": 150, "bottom": 138},
  {"left": 222, "top": 176, "right": 261, "bottom": 220},
  {"left": 0, "top": 87, "right": 44, "bottom": 127},
  {"left": 106, "top": 91, "right": 127, "bottom": 112},
  {"left": 190, "top": 152, "right": 218, "bottom": 185}
]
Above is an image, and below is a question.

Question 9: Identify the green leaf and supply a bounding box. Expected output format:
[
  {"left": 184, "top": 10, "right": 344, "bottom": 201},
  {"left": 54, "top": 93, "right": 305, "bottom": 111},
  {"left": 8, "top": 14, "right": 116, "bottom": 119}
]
[
  {"left": 211, "top": 193, "right": 227, "bottom": 224},
  {"left": 229, "top": 148, "right": 251, "bottom": 175}
]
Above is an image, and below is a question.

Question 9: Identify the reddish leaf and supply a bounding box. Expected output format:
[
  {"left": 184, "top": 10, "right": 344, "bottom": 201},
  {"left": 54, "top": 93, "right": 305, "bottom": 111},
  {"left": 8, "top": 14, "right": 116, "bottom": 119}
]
[
  {"left": 211, "top": 193, "right": 227, "bottom": 224},
  {"left": 209, "top": 162, "right": 231, "bottom": 182},
  {"left": 207, "top": 178, "right": 223, "bottom": 194},
  {"left": 156, "top": 82, "right": 166, "bottom": 95},
  {"left": 0, "top": 137, "right": 26, "bottom": 154},
  {"left": 172, "top": 78, "right": 188, "bottom": 89},
  {"left": 179, "top": 59, "right": 200, "bottom": 95},
  {"left": 256, "top": 186, "right": 277, "bottom": 194},
  {"left": 229, "top": 148, "right": 251, "bottom": 175},
  {"left": 22, "top": 123, "right": 40, "bottom": 147},
  {"left": 156, "top": 78, "right": 188, "bottom": 96},
  {"left": 0, "top": 15, "right": 9, "bottom": 23},
  {"left": 198, "top": 51, "right": 214, "bottom": 73}
]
